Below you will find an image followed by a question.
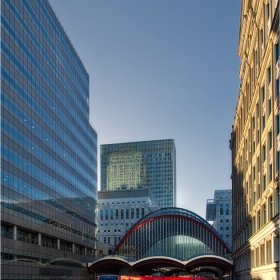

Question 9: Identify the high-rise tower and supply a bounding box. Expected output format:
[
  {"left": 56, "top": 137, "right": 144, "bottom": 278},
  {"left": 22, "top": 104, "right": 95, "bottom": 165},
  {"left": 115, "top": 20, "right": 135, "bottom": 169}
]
[
  {"left": 100, "top": 139, "right": 176, "bottom": 208},
  {"left": 206, "top": 189, "right": 232, "bottom": 248},
  {"left": 1, "top": 0, "right": 98, "bottom": 279}
]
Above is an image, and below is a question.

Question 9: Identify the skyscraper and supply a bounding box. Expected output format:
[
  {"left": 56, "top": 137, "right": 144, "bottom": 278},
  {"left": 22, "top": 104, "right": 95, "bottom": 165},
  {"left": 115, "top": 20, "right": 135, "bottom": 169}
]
[
  {"left": 100, "top": 139, "right": 176, "bottom": 208},
  {"left": 206, "top": 189, "right": 232, "bottom": 248},
  {"left": 1, "top": 0, "right": 98, "bottom": 279},
  {"left": 230, "top": 0, "right": 279, "bottom": 279}
]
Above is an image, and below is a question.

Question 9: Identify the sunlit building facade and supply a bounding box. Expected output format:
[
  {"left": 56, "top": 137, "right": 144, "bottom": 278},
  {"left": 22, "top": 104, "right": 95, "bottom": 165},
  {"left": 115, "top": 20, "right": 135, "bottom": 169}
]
[
  {"left": 1, "top": 0, "right": 98, "bottom": 279},
  {"left": 100, "top": 139, "right": 176, "bottom": 208},
  {"left": 230, "top": 0, "right": 279, "bottom": 279}
]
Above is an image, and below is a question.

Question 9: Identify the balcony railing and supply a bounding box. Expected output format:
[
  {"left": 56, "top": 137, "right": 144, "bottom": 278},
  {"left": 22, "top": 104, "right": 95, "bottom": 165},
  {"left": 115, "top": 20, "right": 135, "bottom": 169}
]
[
  {"left": 17, "top": 235, "right": 38, "bottom": 245},
  {"left": 1, "top": 231, "right": 13, "bottom": 239},
  {"left": 41, "top": 241, "right": 57, "bottom": 249},
  {"left": 60, "top": 246, "right": 72, "bottom": 252},
  {"left": 2, "top": 230, "right": 94, "bottom": 256}
]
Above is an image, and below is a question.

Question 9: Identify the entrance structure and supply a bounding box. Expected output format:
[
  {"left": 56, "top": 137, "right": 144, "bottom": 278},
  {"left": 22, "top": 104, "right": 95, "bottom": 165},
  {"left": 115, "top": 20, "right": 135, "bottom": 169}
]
[
  {"left": 90, "top": 208, "right": 233, "bottom": 277},
  {"left": 114, "top": 207, "right": 230, "bottom": 260}
]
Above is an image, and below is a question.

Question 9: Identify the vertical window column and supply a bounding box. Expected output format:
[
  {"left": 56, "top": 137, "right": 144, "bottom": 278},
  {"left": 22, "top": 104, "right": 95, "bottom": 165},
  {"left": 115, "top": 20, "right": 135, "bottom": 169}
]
[
  {"left": 12, "top": 225, "right": 17, "bottom": 240},
  {"left": 38, "top": 233, "right": 42, "bottom": 245}
]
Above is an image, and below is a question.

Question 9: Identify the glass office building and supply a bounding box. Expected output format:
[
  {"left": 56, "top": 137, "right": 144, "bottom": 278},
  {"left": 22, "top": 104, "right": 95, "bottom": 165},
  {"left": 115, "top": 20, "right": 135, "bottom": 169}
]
[
  {"left": 1, "top": 0, "right": 98, "bottom": 279},
  {"left": 100, "top": 139, "right": 176, "bottom": 208}
]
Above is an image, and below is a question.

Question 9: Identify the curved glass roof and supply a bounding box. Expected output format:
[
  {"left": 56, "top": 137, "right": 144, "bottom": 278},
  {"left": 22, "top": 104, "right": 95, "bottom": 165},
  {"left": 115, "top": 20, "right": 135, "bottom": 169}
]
[
  {"left": 114, "top": 207, "right": 230, "bottom": 261},
  {"left": 132, "top": 207, "right": 223, "bottom": 236}
]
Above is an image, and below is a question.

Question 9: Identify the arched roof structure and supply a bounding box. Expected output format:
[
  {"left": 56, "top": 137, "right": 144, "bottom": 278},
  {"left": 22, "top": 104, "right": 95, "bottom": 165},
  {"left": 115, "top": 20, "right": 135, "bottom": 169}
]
[
  {"left": 114, "top": 207, "right": 231, "bottom": 261},
  {"left": 89, "top": 255, "right": 233, "bottom": 275}
]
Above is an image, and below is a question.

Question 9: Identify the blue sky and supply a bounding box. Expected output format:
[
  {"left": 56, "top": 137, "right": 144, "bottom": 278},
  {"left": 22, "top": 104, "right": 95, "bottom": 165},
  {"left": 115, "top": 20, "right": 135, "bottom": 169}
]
[{"left": 49, "top": 0, "right": 242, "bottom": 218}]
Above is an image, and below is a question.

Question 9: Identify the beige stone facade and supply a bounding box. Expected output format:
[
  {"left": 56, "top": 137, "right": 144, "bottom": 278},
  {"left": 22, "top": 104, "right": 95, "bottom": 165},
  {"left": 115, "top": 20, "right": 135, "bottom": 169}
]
[{"left": 230, "top": 0, "right": 280, "bottom": 279}]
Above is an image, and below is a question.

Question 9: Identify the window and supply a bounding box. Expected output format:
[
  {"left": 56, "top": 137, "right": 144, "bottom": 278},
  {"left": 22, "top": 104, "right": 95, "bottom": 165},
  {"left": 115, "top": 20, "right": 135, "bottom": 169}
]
[
  {"left": 267, "top": 240, "right": 272, "bottom": 264},
  {"left": 256, "top": 247, "right": 260, "bottom": 266},
  {"left": 263, "top": 144, "right": 266, "bottom": 162},
  {"left": 268, "top": 98, "right": 272, "bottom": 115},
  {"left": 269, "top": 164, "right": 273, "bottom": 183},
  {"left": 261, "top": 244, "right": 265, "bottom": 265},
  {"left": 220, "top": 204, "right": 224, "bottom": 215},
  {"left": 266, "top": 3, "right": 270, "bottom": 21},
  {"left": 262, "top": 114, "right": 266, "bottom": 131},
  {"left": 258, "top": 211, "right": 261, "bottom": 229},
  {"left": 260, "top": 28, "right": 264, "bottom": 47},
  {"left": 263, "top": 204, "right": 267, "bottom": 224},
  {"left": 115, "top": 209, "right": 119, "bottom": 219},
  {"left": 263, "top": 174, "right": 266, "bottom": 191},
  {"left": 131, "top": 208, "right": 134, "bottom": 219},
  {"left": 277, "top": 187, "right": 280, "bottom": 214},
  {"left": 226, "top": 204, "right": 230, "bottom": 215},
  {"left": 262, "top": 86, "right": 265, "bottom": 103}
]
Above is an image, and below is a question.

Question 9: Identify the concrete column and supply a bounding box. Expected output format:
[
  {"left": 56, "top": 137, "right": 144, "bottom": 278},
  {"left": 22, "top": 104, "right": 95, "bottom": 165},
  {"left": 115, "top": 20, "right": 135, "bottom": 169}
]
[
  {"left": 13, "top": 225, "right": 17, "bottom": 240},
  {"left": 57, "top": 238, "right": 60, "bottom": 250},
  {"left": 85, "top": 247, "right": 87, "bottom": 255},
  {"left": 72, "top": 243, "right": 75, "bottom": 253},
  {"left": 38, "top": 233, "right": 42, "bottom": 245}
]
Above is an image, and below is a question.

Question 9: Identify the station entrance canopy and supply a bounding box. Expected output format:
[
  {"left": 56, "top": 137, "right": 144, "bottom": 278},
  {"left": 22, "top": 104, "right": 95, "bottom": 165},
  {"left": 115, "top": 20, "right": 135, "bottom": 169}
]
[
  {"left": 115, "top": 207, "right": 230, "bottom": 259},
  {"left": 89, "top": 255, "right": 233, "bottom": 276},
  {"left": 90, "top": 207, "right": 233, "bottom": 276}
]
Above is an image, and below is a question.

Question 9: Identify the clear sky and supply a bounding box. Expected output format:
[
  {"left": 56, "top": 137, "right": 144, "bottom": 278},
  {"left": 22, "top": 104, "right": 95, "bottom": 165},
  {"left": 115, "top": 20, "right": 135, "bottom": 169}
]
[{"left": 49, "top": 0, "right": 242, "bottom": 218}]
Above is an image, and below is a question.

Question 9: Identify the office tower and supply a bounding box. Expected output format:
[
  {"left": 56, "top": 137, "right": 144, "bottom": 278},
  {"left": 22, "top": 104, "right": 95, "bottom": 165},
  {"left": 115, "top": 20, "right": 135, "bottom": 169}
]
[
  {"left": 230, "top": 0, "right": 279, "bottom": 279},
  {"left": 206, "top": 189, "right": 232, "bottom": 248},
  {"left": 100, "top": 139, "right": 176, "bottom": 208},
  {"left": 1, "top": 0, "right": 98, "bottom": 279},
  {"left": 97, "top": 187, "right": 158, "bottom": 252}
]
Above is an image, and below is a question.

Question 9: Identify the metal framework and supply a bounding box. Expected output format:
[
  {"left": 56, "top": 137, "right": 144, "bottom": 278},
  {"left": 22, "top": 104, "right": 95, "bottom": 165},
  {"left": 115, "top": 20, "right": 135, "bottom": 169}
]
[{"left": 114, "top": 207, "right": 230, "bottom": 261}]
